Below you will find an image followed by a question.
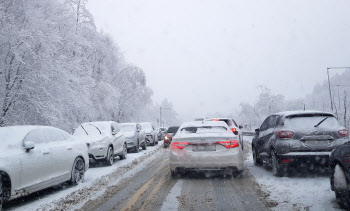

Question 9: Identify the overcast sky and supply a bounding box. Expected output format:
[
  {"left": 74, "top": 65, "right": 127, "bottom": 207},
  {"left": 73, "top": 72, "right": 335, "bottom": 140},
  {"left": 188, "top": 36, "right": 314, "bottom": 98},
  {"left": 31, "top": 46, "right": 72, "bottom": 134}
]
[{"left": 87, "top": 0, "right": 350, "bottom": 120}]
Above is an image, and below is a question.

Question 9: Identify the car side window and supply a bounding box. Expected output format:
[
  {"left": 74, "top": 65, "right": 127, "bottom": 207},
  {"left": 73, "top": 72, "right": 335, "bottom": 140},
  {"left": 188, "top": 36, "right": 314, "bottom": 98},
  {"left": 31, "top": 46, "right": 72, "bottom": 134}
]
[
  {"left": 59, "top": 129, "right": 71, "bottom": 140},
  {"left": 260, "top": 117, "right": 270, "bottom": 131},
  {"left": 268, "top": 116, "right": 278, "bottom": 129},
  {"left": 23, "top": 129, "right": 46, "bottom": 144}
]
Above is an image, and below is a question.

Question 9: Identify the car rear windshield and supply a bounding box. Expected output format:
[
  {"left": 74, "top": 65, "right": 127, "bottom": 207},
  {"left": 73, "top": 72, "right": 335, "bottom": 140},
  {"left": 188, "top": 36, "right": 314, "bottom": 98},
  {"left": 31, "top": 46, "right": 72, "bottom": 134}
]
[
  {"left": 167, "top": 127, "right": 179, "bottom": 133},
  {"left": 180, "top": 126, "right": 228, "bottom": 134},
  {"left": 284, "top": 114, "right": 341, "bottom": 130}
]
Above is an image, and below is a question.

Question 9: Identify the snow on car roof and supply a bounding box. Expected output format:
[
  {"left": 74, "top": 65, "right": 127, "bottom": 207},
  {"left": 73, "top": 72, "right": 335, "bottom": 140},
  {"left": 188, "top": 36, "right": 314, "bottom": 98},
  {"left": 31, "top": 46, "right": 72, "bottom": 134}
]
[
  {"left": 79, "top": 121, "right": 116, "bottom": 134},
  {"left": 180, "top": 121, "right": 228, "bottom": 128},
  {"left": 0, "top": 125, "right": 52, "bottom": 146},
  {"left": 274, "top": 110, "right": 335, "bottom": 117},
  {"left": 118, "top": 123, "right": 137, "bottom": 126},
  {"left": 206, "top": 118, "right": 234, "bottom": 120}
]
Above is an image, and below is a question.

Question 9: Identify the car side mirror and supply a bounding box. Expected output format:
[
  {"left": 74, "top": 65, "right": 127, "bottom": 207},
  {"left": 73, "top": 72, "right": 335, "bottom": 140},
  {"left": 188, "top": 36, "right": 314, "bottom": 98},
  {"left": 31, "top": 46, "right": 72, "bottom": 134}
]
[
  {"left": 112, "top": 131, "right": 117, "bottom": 136},
  {"left": 255, "top": 128, "right": 260, "bottom": 134},
  {"left": 239, "top": 125, "right": 243, "bottom": 129},
  {"left": 24, "top": 141, "right": 35, "bottom": 152}
]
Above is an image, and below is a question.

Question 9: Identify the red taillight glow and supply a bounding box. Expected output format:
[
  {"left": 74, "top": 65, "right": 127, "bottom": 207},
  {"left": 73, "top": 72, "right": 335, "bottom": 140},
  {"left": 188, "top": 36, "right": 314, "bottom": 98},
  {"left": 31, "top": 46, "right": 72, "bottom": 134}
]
[
  {"left": 276, "top": 131, "right": 294, "bottom": 139},
  {"left": 171, "top": 142, "right": 189, "bottom": 149},
  {"left": 215, "top": 140, "right": 239, "bottom": 149},
  {"left": 282, "top": 159, "right": 291, "bottom": 163},
  {"left": 231, "top": 128, "right": 237, "bottom": 133},
  {"left": 213, "top": 119, "right": 221, "bottom": 121},
  {"left": 339, "top": 129, "right": 349, "bottom": 137}
]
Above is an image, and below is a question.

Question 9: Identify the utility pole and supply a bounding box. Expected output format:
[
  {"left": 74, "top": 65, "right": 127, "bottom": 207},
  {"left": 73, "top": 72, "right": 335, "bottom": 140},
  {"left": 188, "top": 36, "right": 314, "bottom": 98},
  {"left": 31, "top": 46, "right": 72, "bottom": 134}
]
[{"left": 327, "top": 68, "right": 333, "bottom": 111}]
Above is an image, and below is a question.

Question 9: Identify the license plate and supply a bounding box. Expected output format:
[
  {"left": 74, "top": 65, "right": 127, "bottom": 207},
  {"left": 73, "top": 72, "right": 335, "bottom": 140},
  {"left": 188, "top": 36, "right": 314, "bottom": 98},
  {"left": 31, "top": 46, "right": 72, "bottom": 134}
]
[
  {"left": 305, "top": 140, "right": 330, "bottom": 146},
  {"left": 192, "top": 145, "right": 216, "bottom": 152}
]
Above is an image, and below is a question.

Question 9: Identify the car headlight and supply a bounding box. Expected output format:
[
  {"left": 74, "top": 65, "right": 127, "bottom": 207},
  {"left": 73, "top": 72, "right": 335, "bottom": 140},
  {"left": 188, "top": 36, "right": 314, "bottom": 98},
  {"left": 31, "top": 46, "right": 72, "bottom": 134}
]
[{"left": 165, "top": 136, "right": 169, "bottom": 140}]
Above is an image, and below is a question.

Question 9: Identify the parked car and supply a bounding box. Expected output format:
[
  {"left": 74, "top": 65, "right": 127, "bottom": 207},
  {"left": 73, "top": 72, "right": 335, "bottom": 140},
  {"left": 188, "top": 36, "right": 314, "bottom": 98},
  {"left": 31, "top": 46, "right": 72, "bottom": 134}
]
[
  {"left": 0, "top": 126, "right": 89, "bottom": 208},
  {"left": 157, "top": 127, "right": 167, "bottom": 141},
  {"left": 330, "top": 141, "right": 350, "bottom": 208},
  {"left": 139, "top": 122, "right": 158, "bottom": 146},
  {"left": 118, "top": 123, "right": 146, "bottom": 153},
  {"left": 73, "top": 121, "right": 127, "bottom": 166},
  {"left": 252, "top": 110, "right": 349, "bottom": 177},
  {"left": 164, "top": 126, "right": 179, "bottom": 148},
  {"left": 170, "top": 121, "right": 244, "bottom": 177},
  {"left": 206, "top": 118, "right": 244, "bottom": 150}
]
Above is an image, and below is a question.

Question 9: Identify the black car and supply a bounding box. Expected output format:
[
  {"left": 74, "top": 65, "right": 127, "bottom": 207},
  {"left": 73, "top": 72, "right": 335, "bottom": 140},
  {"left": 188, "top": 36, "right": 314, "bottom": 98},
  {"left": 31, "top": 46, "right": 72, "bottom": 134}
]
[
  {"left": 252, "top": 110, "right": 349, "bottom": 177},
  {"left": 330, "top": 141, "right": 350, "bottom": 208}
]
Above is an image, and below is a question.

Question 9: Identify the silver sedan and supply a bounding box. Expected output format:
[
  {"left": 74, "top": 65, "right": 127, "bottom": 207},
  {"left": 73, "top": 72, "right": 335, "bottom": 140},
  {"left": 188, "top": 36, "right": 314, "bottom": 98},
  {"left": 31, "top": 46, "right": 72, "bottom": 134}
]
[{"left": 170, "top": 121, "right": 244, "bottom": 177}]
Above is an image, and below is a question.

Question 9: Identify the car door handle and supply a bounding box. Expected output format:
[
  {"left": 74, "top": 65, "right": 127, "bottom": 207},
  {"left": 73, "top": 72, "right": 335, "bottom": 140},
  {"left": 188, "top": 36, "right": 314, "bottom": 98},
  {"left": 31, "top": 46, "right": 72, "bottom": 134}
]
[{"left": 43, "top": 152, "right": 50, "bottom": 155}]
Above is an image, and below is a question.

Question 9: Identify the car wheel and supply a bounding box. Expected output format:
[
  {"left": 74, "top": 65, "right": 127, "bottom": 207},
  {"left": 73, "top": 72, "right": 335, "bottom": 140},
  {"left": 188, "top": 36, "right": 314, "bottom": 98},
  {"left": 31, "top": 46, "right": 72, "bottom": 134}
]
[
  {"left": 0, "top": 175, "right": 3, "bottom": 211},
  {"left": 151, "top": 139, "right": 155, "bottom": 146},
  {"left": 271, "top": 150, "right": 283, "bottom": 177},
  {"left": 164, "top": 143, "right": 169, "bottom": 148},
  {"left": 134, "top": 140, "right": 140, "bottom": 153},
  {"left": 333, "top": 164, "right": 350, "bottom": 208},
  {"left": 142, "top": 140, "right": 147, "bottom": 150},
  {"left": 105, "top": 147, "right": 114, "bottom": 166},
  {"left": 252, "top": 146, "right": 262, "bottom": 166},
  {"left": 119, "top": 143, "right": 127, "bottom": 160},
  {"left": 71, "top": 157, "right": 85, "bottom": 185}
]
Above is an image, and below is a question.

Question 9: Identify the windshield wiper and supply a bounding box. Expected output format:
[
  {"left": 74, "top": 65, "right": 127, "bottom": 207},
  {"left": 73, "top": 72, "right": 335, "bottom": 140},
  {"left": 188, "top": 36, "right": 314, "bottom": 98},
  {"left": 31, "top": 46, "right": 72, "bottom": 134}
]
[
  {"left": 314, "top": 117, "right": 329, "bottom": 127},
  {"left": 81, "top": 125, "right": 88, "bottom": 135},
  {"left": 89, "top": 124, "right": 102, "bottom": 134}
]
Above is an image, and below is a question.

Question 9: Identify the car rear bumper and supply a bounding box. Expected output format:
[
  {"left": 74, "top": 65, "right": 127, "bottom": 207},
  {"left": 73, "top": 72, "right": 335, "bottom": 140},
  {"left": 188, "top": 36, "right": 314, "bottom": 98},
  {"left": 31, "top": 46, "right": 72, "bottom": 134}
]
[
  {"left": 278, "top": 151, "right": 331, "bottom": 166},
  {"left": 169, "top": 149, "right": 244, "bottom": 171}
]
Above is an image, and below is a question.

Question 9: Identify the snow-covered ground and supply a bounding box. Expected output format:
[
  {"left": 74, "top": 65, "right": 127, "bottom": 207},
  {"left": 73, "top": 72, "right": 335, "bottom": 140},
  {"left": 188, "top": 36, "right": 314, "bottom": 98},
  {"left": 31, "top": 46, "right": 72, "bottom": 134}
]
[
  {"left": 244, "top": 136, "right": 341, "bottom": 211},
  {"left": 7, "top": 142, "right": 164, "bottom": 211}
]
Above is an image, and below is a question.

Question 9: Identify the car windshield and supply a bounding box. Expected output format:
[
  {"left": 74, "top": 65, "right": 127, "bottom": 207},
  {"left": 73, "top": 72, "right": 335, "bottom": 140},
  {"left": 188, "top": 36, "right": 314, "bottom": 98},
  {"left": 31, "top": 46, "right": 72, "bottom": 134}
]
[
  {"left": 73, "top": 124, "right": 106, "bottom": 136},
  {"left": 284, "top": 115, "right": 341, "bottom": 130},
  {"left": 180, "top": 126, "right": 228, "bottom": 134},
  {"left": 167, "top": 127, "right": 179, "bottom": 134}
]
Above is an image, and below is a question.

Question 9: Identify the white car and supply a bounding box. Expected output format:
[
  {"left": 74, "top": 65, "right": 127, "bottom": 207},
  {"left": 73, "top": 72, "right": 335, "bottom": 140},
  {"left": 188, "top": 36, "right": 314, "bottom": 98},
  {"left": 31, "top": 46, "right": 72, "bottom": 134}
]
[
  {"left": 139, "top": 122, "right": 158, "bottom": 146},
  {"left": 73, "top": 121, "right": 127, "bottom": 166},
  {"left": 0, "top": 126, "right": 89, "bottom": 208},
  {"left": 118, "top": 123, "right": 147, "bottom": 153},
  {"left": 205, "top": 118, "right": 244, "bottom": 150},
  {"left": 170, "top": 121, "right": 244, "bottom": 177}
]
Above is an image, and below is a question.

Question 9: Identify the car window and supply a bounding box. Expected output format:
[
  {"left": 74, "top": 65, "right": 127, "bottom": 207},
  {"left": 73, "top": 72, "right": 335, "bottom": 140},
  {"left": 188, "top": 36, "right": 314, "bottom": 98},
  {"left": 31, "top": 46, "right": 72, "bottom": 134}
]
[
  {"left": 260, "top": 117, "right": 270, "bottom": 131},
  {"left": 268, "top": 116, "right": 278, "bottom": 129},
  {"left": 24, "top": 128, "right": 65, "bottom": 144}
]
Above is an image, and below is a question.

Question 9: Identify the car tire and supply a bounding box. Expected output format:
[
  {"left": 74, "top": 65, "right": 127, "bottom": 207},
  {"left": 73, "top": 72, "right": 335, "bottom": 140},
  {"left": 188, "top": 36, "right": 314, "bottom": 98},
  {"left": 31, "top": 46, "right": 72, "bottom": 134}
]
[
  {"left": 151, "top": 139, "right": 155, "bottom": 146},
  {"left": 252, "top": 146, "right": 262, "bottom": 166},
  {"left": 142, "top": 140, "right": 147, "bottom": 150},
  {"left": 119, "top": 143, "right": 127, "bottom": 160},
  {"left": 134, "top": 140, "right": 140, "bottom": 153},
  {"left": 164, "top": 143, "right": 169, "bottom": 148},
  {"left": 70, "top": 157, "right": 85, "bottom": 185},
  {"left": 271, "top": 150, "right": 283, "bottom": 177},
  {"left": 105, "top": 146, "right": 114, "bottom": 166},
  {"left": 333, "top": 164, "right": 350, "bottom": 208},
  {"left": 0, "top": 175, "right": 3, "bottom": 211}
]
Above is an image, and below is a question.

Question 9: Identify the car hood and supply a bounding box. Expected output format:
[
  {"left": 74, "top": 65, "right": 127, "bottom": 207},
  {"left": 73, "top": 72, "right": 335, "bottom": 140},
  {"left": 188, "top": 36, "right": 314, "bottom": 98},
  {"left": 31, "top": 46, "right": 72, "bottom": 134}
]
[{"left": 143, "top": 129, "right": 153, "bottom": 134}]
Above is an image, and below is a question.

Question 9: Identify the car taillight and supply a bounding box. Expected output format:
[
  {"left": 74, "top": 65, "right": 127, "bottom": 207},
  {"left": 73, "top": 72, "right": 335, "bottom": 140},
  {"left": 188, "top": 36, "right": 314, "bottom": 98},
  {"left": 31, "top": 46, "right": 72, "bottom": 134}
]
[
  {"left": 171, "top": 142, "right": 189, "bottom": 149},
  {"left": 215, "top": 140, "right": 239, "bottom": 149},
  {"left": 339, "top": 129, "right": 349, "bottom": 137},
  {"left": 276, "top": 131, "right": 294, "bottom": 139},
  {"left": 231, "top": 128, "right": 237, "bottom": 133}
]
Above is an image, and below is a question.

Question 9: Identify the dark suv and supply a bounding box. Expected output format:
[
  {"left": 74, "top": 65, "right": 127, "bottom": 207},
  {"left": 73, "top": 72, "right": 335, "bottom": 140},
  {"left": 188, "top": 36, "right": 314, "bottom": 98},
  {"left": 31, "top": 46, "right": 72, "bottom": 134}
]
[
  {"left": 330, "top": 142, "right": 350, "bottom": 208},
  {"left": 252, "top": 110, "right": 349, "bottom": 177}
]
